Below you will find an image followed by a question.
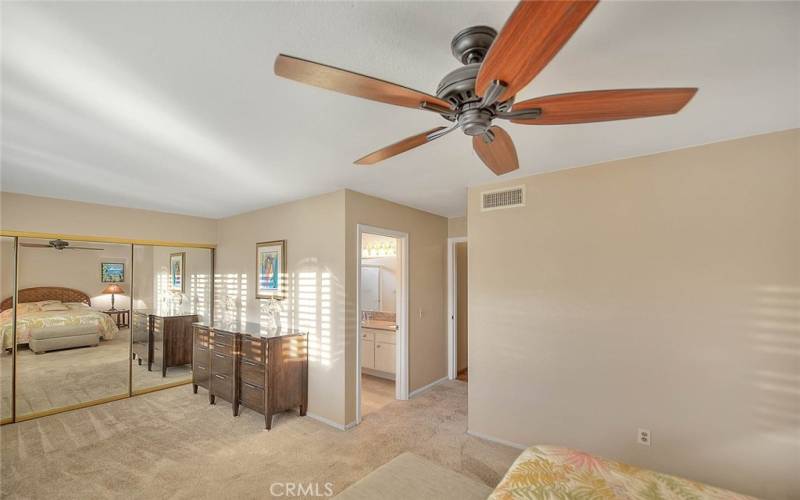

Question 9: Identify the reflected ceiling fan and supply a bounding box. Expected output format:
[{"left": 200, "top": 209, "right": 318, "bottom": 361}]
[
  {"left": 274, "top": 0, "right": 697, "bottom": 175},
  {"left": 20, "top": 239, "right": 104, "bottom": 251}
]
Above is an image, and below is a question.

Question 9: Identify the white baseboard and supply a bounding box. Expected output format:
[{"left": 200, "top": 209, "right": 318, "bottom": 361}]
[
  {"left": 467, "top": 429, "right": 527, "bottom": 450},
  {"left": 306, "top": 412, "right": 356, "bottom": 431},
  {"left": 409, "top": 376, "right": 448, "bottom": 398}
]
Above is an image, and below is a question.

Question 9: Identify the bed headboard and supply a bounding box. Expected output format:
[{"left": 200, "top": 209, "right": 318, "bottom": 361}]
[{"left": 0, "top": 287, "right": 92, "bottom": 312}]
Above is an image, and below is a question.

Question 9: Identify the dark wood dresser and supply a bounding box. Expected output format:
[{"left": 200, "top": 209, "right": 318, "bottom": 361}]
[
  {"left": 132, "top": 308, "right": 198, "bottom": 377},
  {"left": 192, "top": 321, "right": 308, "bottom": 430}
]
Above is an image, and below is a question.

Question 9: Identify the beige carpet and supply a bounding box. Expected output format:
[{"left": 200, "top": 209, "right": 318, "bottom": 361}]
[
  {"left": 1, "top": 379, "right": 518, "bottom": 499},
  {"left": 334, "top": 452, "right": 492, "bottom": 500},
  {"left": 1, "top": 328, "right": 192, "bottom": 419}
]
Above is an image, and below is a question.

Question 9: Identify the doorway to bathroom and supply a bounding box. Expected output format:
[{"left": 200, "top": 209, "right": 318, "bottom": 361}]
[{"left": 356, "top": 225, "right": 408, "bottom": 423}]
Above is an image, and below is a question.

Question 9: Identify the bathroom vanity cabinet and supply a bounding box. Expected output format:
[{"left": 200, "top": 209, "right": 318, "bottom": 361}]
[{"left": 361, "top": 327, "right": 396, "bottom": 376}]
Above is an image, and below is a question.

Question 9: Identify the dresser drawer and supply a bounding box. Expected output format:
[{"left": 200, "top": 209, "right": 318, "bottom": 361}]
[
  {"left": 240, "top": 381, "right": 264, "bottom": 411},
  {"left": 241, "top": 337, "right": 266, "bottom": 363},
  {"left": 211, "top": 351, "right": 233, "bottom": 377},
  {"left": 194, "top": 327, "right": 210, "bottom": 345},
  {"left": 211, "top": 373, "right": 233, "bottom": 401},
  {"left": 210, "top": 333, "right": 234, "bottom": 356},
  {"left": 193, "top": 344, "right": 209, "bottom": 364},
  {"left": 240, "top": 358, "right": 265, "bottom": 387},
  {"left": 193, "top": 361, "right": 210, "bottom": 388}
]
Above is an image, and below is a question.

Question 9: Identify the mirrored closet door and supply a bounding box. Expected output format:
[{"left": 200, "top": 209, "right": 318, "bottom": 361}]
[
  {"left": 0, "top": 237, "right": 16, "bottom": 423},
  {"left": 131, "top": 245, "right": 213, "bottom": 393},
  {"left": 14, "top": 238, "right": 131, "bottom": 419}
]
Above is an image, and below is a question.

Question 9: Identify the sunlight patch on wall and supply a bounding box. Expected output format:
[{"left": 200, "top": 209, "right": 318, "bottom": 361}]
[{"left": 751, "top": 284, "right": 800, "bottom": 446}]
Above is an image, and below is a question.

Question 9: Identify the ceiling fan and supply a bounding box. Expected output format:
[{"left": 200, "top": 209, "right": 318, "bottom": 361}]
[
  {"left": 20, "top": 239, "right": 104, "bottom": 251},
  {"left": 274, "top": 0, "right": 697, "bottom": 175}
]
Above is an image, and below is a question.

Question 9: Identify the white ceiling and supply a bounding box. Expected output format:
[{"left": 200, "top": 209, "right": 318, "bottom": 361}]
[{"left": 2, "top": 2, "right": 798, "bottom": 218}]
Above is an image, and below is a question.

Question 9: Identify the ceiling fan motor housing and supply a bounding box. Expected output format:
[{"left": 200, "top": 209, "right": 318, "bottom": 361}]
[
  {"left": 437, "top": 26, "right": 513, "bottom": 137},
  {"left": 450, "top": 25, "right": 497, "bottom": 65}
]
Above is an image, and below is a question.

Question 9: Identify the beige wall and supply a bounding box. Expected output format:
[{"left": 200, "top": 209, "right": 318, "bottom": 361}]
[
  {"left": 467, "top": 129, "right": 800, "bottom": 499},
  {"left": 345, "top": 190, "right": 448, "bottom": 422},
  {"left": 448, "top": 216, "right": 467, "bottom": 238},
  {"left": 0, "top": 237, "right": 16, "bottom": 304},
  {"left": 16, "top": 239, "right": 131, "bottom": 310},
  {"left": 1, "top": 192, "right": 217, "bottom": 244},
  {"left": 150, "top": 246, "right": 214, "bottom": 321},
  {"left": 215, "top": 191, "right": 347, "bottom": 426}
]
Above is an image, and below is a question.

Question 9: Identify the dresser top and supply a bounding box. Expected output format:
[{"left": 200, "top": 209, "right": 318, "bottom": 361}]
[
  {"left": 134, "top": 306, "right": 199, "bottom": 318},
  {"left": 193, "top": 320, "right": 306, "bottom": 339}
]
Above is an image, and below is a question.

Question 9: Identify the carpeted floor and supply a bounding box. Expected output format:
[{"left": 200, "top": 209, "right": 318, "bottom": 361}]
[
  {"left": 0, "top": 379, "right": 518, "bottom": 499},
  {"left": 1, "top": 328, "right": 192, "bottom": 419}
]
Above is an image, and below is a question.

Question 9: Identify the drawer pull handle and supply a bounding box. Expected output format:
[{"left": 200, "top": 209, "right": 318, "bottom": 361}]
[
  {"left": 214, "top": 374, "right": 225, "bottom": 380},
  {"left": 244, "top": 382, "right": 260, "bottom": 390},
  {"left": 242, "top": 359, "right": 259, "bottom": 367},
  {"left": 214, "top": 353, "right": 226, "bottom": 358}
]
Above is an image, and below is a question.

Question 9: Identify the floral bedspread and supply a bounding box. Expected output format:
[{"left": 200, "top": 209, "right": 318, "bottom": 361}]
[
  {"left": 489, "top": 445, "right": 757, "bottom": 500},
  {"left": 0, "top": 309, "right": 119, "bottom": 349}
]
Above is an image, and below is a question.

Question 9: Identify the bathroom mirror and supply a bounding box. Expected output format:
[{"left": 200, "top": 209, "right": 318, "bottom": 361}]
[
  {"left": 361, "top": 266, "right": 381, "bottom": 312},
  {"left": 360, "top": 265, "right": 397, "bottom": 313}
]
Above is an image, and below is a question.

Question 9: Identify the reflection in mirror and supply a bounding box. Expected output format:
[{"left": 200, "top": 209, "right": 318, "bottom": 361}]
[
  {"left": 0, "top": 237, "right": 16, "bottom": 422},
  {"left": 14, "top": 238, "right": 131, "bottom": 418},
  {"left": 360, "top": 234, "right": 398, "bottom": 314},
  {"left": 132, "top": 246, "right": 212, "bottom": 392}
]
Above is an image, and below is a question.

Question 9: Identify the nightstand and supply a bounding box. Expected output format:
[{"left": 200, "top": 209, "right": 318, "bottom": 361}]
[{"left": 104, "top": 309, "right": 130, "bottom": 328}]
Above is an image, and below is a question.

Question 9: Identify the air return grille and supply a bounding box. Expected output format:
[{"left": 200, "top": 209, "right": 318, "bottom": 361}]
[{"left": 481, "top": 186, "right": 525, "bottom": 212}]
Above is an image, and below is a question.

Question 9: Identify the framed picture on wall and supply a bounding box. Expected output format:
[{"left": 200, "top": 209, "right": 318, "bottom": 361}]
[
  {"left": 256, "top": 240, "right": 286, "bottom": 300},
  {"left": 100, "top": 262, "right": 125, "bottom": 283},
  {"left": 169, "top": 252, "right": 186, "bottom": 292}
]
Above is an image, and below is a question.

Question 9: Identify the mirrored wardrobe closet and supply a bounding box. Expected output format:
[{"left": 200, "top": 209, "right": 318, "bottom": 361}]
[{"left": 0, "top": 234, "right": 213, "bottom": 423}]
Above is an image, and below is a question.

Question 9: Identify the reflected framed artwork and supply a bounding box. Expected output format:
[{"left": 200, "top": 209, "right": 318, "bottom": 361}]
[
  {"left": 256, "top": 240, "right": 286, "bottom": 300},
  {"left": 169, "top": 252, "right": 186, "bottom": 292},
  {"left": 100, "top": 262, "right": 125, "bottom": 283}
]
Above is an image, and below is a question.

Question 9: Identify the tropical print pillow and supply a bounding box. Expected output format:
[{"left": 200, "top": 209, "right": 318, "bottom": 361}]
[{"left": 489, "top": 445, "right": 757, "bottom": 500}]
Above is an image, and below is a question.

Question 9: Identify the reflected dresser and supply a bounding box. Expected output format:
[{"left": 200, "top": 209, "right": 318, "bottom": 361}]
[
  {"left": 192, "top": 321, "right": 308, "bottom": 430},
  {"left": 132, "top": 307, "right": 198, "bottom": 377}
]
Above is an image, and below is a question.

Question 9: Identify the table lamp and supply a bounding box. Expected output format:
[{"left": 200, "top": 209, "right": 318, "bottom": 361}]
[{"left": 102, "top": 283, "right": 124, "bottom": 311}]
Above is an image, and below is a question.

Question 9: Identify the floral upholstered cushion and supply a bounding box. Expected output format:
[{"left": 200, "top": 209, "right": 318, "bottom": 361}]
[{"left": 489, "top": 445, "right": 757, "bottom": 500}]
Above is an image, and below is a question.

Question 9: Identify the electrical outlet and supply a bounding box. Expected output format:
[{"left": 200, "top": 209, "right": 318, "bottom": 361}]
[{"left": 638, "top": 428, "right": 651, "bottom": 446}]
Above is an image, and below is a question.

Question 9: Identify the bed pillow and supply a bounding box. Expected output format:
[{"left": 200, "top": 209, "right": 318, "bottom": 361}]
[
  {"left": 64, "top": 302, "right": 90, "bottom": 309},
  {"left": 17, "top": 303, "right": 41, "bottom": 314},
  {"left": 34, "top": 300, "right": 61, "bottom": 307},
  {"left": 40, "top": 303, "right": 69, "bottom": 312}
]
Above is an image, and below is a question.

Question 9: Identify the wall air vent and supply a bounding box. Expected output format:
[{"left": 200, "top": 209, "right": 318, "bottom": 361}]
[{"left": 481, "top": 186, "right": 525, "bottom": 212}]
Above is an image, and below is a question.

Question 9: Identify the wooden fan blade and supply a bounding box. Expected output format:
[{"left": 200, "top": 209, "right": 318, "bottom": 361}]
[
  {"left": 473, "top": 126, "right": 519, "bottom": 176},
  {"left": 355, "top": 127, "right": 447, "bottom": 165},
  {"left": 19, "top": 243, "right": 51, "bottom": 248},
  {"left": 275, "top": 54, "right": 452, "bottom": 111},
  {"left": 476, "top": 1, "right": 598, "bottom": 101},
  {"left": 66, "top": 247, "right": 104, "bottom": 251},
  {"left": 510, "top": 88, "right": 698, "bottom": 125}
]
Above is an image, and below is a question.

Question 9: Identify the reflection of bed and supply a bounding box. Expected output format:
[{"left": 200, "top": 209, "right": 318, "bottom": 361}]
[{"left": 0, "top": 287, "right": 119, "bottom": 353}]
